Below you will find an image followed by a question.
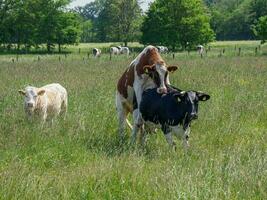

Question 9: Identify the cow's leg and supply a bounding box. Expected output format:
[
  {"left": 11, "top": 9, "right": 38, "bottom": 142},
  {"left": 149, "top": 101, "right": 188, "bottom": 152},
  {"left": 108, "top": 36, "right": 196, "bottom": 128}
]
[
  {"left": 162, "top": 125, "right": 176, "bottom": 149},
  {"left": 183, "top": 126, "right": 190, "bottom": 148},
  {"left": 133, "top": 83, "right": 144, "bottom": 125},
  {"left": 131, "top": 109, "right": 140, "bottom": 144},
  {"left": 40, "top": 111, "right": 47, "bottom": 128},
  {"left": 116, "top": 93, "right": 130, "bottom": 140},
  {"left": 116, "top": 104, "right": 126, "bottom": 139},
  {"left": 139, "top": 123, "right": 146, "bottom": 146},
  {"left": 61, "top": 98, "right": 68, "bottom": 120}
]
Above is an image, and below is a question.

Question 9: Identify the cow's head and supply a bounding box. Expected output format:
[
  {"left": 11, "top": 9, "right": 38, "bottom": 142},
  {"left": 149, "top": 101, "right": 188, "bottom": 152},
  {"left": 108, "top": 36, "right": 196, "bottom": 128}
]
[
  {"left": 143, "top": 62, "right": 178, "bottom": 94},
  {"left": 18, "top": 86, "right": 45, "bottom": 113},
  {"left": 174, "top": 91, "right": 210, "bottom": 121}
]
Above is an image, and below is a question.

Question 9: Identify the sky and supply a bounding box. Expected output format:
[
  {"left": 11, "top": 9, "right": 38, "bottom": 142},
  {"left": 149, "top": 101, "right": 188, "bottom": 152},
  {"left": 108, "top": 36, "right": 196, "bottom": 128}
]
[{"left": 69, "top": 0, "right": 154, "bottom": 11}]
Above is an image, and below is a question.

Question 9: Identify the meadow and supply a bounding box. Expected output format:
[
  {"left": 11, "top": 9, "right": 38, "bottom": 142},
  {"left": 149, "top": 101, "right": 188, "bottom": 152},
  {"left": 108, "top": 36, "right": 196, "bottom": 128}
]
[{"left": 0, "top": 41, "right": 266, "bottom": 199}]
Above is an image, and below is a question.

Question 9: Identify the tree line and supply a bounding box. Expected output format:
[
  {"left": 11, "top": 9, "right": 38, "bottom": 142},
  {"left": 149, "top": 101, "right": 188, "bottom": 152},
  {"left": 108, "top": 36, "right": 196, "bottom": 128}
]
[
  {"left": 0, "top": 0, "right": 81, "bottom": 53},
  {"left": 0, "top": 0, "right": 266, "bottom": 53}
]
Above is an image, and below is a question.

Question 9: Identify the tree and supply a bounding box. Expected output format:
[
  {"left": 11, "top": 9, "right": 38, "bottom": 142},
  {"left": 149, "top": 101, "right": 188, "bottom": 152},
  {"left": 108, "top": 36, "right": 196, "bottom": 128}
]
[
  {"left": 253, "top": 15, "right": 267, "bottom": 43},
  {"left": 141, "top": 0, "right": 214, "bottom": 50},
  {"left": 0, "top": 0, "right": 37, "bottom": 51},
  {"left": 55, "top": 12, "right": 81, "bottom": 52},
  {"left": 208, "top": 0, "right": 267, "bottom": 40},
  {"left": 95, "top": 0, "right": 142, "bottom": 45},
  {"left": 80, "top": 20, "right": 94, "bottom": 42},
  {"left": 113, "top": 0, "right": 142, "bottom": 46}
]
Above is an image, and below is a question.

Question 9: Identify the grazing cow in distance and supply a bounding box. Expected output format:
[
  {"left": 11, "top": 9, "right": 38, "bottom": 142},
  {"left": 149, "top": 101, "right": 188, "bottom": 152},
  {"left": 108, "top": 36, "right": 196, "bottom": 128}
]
[
  {"left": 116, "top": 45, "right": 178, "bottom": 142},
  {"left": 110, "top": 47, "right": 120, "bottom": 55},
  {"left": 116, "top": 46, "right": 130, "bottom": 55},
  {"left": 139, "top": 87, "right": 210, "bottom": 148},
  {"left": 119, "top": 47, "right": 130, "bottom": 55},
  {"left": 156, "top": 46, "right": 169, "bottom": 54},
  {"left": 92, "top": 48, "right": 101, "bottom": 57},
  {"left": 197, "top": 45, "right": 205, "bottom": 54},
  {"left": 18, "top": 83, "right": 68, "bottom": 124}
]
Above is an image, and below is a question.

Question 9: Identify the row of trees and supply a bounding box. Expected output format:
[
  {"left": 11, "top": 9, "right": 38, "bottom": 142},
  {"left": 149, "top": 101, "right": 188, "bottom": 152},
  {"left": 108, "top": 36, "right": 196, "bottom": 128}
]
[
  {"left": 0, "top": 0, "right": 81, "bottom": 52},
  {"left": 0, "top": 0, "right": 267, "bottom": 53},
  {"left": 75, "top": 0, "right": 214, "bottom": 49},
  {"left": 75, "top": 0, "right": 142, "bottom": 46},
  {"left": 75, "top": 0, "right": 267, "bottom": 50},
  {"left": 207, "top": 0, "right": 267, "bottom": 40}
]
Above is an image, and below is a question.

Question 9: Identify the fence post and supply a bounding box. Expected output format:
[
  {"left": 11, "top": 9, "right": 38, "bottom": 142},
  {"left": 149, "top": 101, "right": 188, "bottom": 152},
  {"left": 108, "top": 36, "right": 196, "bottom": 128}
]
[
  {"left": 222, "top": 49, "right": 225, "bottom": 54},
  {"left": 87, "top": 52, "right": 89, "bottom": 59},
  {"left": 208, "top": 46, "right": 211, "bottom": 51},
  {"left": 78, "top": 48, "right": 81, "bottom": 54},
  {"left": 238, "top": 48, "right": 241, "bottom": 56},
  {"left": 38, "top": 56, "right": 40, "bottom": 61},
  {"left": 255, "top": 47, "right": 258, "bottom": 55},
  {"left": 173, "top": 53, "right": 175, "bottom": 59}
]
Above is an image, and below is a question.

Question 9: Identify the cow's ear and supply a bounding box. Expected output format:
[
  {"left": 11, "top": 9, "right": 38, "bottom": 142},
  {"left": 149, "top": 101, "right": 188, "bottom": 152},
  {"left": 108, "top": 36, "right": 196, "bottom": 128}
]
[
  {"left": 37, "top": 89, "right": 45, "bottom": 96},
  {"left": 143, "top": 64, "right": 156, "bottom": 73},
  {"left": 167, "top": 65, "right": 178, "bottom": 73},
  {"left": 197, "top": 92, "right": 210, "bottom": 101},
  {"left": 173, "top": 91, "right": 186, "bottom": 103},
  {"left": 18, "top": 90, "right": 26, "bottom": 96}
]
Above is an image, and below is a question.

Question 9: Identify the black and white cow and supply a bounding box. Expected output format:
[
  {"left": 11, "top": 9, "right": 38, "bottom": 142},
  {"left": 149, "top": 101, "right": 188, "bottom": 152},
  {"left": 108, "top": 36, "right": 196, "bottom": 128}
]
[
  {"left": 93, "top": 48, "right": 101, "bottom": 57},
  {"left": 139, "top": 87, "right": 210, "bottom": 148}
]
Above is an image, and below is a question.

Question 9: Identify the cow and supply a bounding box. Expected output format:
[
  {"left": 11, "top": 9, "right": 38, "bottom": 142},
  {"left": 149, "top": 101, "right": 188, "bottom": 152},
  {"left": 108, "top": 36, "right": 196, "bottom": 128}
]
[
  {"left": 156, "top": 46, "right": 168, "bottom": 54},
  {"left": 92, "top": 48, "right": 101, "bottom": 57},
  {"left": 110, "top": 47, "right": 120, "bottom": 55},
  {"left": 119, "top": 47, "right": 130, "bottom": 55},
  {"left": 116, "top": 45, "right": 178, "bottom": 142},
  {"left": 197, "top": 45, "right": 205, "bottom": 55},
  {"left": 139, "top": 87, "right": 210, "bottom": 148},
  {"left": 18, "top": 83, "right": 68, "bottom": 124}
]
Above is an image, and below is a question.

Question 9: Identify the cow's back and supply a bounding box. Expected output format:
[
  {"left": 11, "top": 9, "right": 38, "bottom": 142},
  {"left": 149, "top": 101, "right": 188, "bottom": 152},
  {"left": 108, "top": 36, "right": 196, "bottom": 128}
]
[
  {"left": 140, "top": 88, "right": 185, "bottom": 126},
  {"left": 42, "top": 83, "right": 67, "bottom": 112}
]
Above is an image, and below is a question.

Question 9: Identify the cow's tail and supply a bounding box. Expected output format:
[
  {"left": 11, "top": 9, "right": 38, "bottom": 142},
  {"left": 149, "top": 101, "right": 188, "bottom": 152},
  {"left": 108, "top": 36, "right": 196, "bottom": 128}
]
[{"left": 126, "top": 118, "right": 133, "bottom": 130}]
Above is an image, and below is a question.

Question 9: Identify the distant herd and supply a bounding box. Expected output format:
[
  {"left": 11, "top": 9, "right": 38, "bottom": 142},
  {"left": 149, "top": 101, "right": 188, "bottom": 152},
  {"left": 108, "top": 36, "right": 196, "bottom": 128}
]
[
  {"left": 19, "top": 45, "right": 210, "bottom": 149},
  {"left": 92, "top": 45, "right": 170, "bottom": 57}
]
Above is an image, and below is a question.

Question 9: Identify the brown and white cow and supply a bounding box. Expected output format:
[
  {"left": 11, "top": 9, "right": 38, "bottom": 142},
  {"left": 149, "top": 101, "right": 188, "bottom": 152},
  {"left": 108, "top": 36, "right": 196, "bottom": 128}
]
[{"left": 116, "top": 45, "right": 178, "bottom": 142}]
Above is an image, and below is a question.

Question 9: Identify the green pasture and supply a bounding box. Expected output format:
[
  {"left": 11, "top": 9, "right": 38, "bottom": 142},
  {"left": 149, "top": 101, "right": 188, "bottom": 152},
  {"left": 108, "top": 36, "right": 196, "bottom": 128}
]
[{"left": 0, "top": 41, "right": 266, "bottom": 199}]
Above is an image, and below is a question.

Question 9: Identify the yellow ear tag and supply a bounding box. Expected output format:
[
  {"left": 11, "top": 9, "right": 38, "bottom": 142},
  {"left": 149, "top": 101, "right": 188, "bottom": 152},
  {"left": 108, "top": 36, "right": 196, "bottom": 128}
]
[{"left": 145, "top": 68, "right": 149, "bottom": 73}]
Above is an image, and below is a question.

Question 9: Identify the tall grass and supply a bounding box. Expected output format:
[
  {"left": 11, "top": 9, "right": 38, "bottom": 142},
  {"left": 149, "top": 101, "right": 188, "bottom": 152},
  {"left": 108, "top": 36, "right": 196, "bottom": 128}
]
[{"left": 0, "top": 42, "right": 266, "bottom": 199}]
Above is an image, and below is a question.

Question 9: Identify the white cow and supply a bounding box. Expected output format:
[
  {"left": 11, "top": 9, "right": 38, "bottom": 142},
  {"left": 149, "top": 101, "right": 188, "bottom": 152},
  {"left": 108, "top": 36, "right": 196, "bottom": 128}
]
[
  {"left": 18, "top": 83, "right": 68, "bottom": 124},
  {"left": 110, "top": 47, "right": 120, "bottom": 55},
  {"left": 156, "top": 46, "right": 168, "bottom": 54},
  {"left": 197, "top": 45, "right": 205, "bottom": 54},
  {"left": 119, "top": 47, "right": 130, "bottom": 55},
  {"left": 92, "top": 48, "right": 101, "bottom": 57}
]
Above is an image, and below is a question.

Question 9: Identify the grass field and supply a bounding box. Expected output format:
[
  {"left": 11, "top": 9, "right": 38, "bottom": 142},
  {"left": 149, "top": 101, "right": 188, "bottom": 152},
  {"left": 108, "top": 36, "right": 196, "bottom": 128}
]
[{"left": 0, "top": 41, "right": 267, "bottom": 199}]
